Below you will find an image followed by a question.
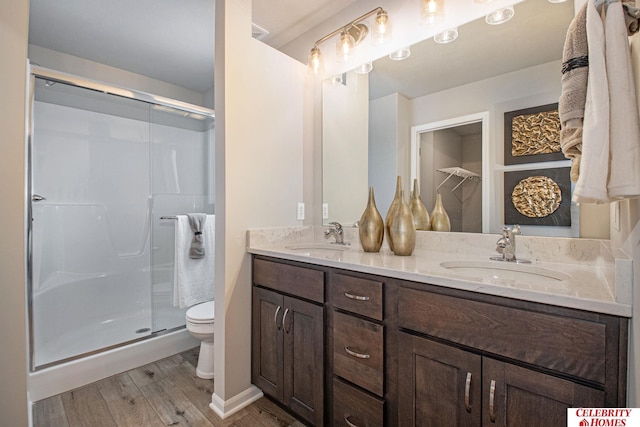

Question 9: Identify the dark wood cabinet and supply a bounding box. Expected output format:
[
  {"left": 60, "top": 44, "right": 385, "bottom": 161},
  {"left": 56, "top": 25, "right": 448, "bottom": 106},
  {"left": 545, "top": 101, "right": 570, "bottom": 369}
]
[
  {"left": 250, "top": 255, "right": 628, "bottom": 427},
  {"left": 251, "top": 259, "right": 325, "bottom": 426},
  {"left": 398, "top": 332, "right": 605, "bottom": 427}
]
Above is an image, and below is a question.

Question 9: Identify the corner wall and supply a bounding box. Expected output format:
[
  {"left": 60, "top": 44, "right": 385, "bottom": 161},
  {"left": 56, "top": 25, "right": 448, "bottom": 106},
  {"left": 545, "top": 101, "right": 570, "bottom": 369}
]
[
  {"left": 0, "top": 0, "right": 30, "bottom": 425},
  {"left": 213, "top": 0, "right": 311, "bottom": 414}
]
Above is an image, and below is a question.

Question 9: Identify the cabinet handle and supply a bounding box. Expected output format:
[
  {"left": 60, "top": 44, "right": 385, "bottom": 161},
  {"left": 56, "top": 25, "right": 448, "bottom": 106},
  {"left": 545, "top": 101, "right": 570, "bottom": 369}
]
[
  {"left": 344, "top": 346, "right": 370, "bottom": 359},
  {"left": 282, "top": 308, "right": 290, "bottom": 333},
  {"left": 344, "top": 415, "right": 359, "bottom": 427},
  {"left": 464, "top": 372, "right": 472, "bottom": 413},
  {"left": 274, "top": 306, "right": 282, "bottom": 330},
  {"left": 489, "top": 379, "right": 496, "bottom": 423},
  {"left": 344, "top": 292, "right": 370, "bottom": 301}
]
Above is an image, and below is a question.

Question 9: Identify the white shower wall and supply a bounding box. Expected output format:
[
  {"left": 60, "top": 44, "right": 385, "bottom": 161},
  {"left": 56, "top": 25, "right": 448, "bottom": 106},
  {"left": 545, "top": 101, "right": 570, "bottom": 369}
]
[{"left": 31, "top": 91, "right": 214, "bottom": 368}]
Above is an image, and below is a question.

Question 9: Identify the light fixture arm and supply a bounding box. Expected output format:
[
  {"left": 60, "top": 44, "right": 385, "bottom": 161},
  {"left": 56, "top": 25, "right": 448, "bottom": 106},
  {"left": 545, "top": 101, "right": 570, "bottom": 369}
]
[{"left": 311, "top": 7, "right": 385, "bottom": 48}]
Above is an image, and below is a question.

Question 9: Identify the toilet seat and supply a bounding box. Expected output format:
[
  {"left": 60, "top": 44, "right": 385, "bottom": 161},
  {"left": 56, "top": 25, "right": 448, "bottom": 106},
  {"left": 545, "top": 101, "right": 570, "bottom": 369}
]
[{"left": 186, "top": 301, "right": 215, "bottom": 324}]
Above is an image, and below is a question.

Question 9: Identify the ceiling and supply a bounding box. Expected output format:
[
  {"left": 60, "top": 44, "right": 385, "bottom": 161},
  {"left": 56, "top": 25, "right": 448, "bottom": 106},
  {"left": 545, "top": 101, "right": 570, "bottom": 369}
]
[{"left": 27, "top": 0, "right": 573, "bottom": 100}]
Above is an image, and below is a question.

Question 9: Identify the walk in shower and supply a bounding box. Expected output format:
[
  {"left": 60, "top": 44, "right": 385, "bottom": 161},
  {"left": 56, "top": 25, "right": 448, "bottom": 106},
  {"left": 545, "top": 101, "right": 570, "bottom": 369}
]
[{"left": 27, "top": 66, "right": 215, "bottom": 371}]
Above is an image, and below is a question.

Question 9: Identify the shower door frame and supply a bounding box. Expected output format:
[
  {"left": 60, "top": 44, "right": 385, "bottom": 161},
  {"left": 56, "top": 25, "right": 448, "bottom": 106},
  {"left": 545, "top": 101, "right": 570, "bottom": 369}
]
[{"left": 26, "top": 63, "right": 215, "bottom": 372}]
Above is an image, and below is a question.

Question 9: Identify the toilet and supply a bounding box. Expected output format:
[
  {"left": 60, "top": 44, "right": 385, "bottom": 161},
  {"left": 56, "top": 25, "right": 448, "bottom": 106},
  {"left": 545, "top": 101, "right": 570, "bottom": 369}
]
[{"left": 185, "top": 301, "right": 215, "bottom": 379}]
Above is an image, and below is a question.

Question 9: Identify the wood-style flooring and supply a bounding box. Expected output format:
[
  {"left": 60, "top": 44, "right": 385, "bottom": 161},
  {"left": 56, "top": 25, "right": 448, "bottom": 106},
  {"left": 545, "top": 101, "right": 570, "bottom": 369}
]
[{"left": 32, "top": 348, "right": 306, "bottom": 427}]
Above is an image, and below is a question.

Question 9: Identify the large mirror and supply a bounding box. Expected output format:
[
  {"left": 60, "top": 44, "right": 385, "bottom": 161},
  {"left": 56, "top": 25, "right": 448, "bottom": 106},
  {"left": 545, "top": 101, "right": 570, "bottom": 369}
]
[{"left": 322, "top": 0, "right": 608, "bottom": 238}]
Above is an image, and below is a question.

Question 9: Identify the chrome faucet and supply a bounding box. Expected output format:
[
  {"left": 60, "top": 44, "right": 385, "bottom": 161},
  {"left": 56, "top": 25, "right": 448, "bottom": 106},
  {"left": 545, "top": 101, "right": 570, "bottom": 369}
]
[
  {"left": 324, "top": 222, "right": 347, "bottom": 245},
  {"left": 490, "top": 225, "right": 530, "bottom": 263}
]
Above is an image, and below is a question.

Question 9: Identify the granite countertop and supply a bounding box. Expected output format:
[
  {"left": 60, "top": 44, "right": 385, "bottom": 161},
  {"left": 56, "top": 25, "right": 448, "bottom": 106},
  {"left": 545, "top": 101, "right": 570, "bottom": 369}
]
[{"left": 247, "top": 227, "right": 632, "bottom": 318}]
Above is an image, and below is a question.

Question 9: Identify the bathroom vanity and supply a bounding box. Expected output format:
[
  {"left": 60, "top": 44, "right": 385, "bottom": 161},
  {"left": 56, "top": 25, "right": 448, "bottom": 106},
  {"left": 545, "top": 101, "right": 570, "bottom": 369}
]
[{"left": 248, "top": 227, "right": 630, "bottom": 426}]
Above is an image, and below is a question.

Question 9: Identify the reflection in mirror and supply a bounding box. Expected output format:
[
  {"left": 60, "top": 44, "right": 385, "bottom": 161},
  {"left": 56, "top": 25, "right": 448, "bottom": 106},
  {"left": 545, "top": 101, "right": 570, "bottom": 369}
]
[
  {"left": 322, "top": 0, "right": 609, "bottom": 238},
  {"left": 414, "top": 117, "right": 485, "bottom": 233}
]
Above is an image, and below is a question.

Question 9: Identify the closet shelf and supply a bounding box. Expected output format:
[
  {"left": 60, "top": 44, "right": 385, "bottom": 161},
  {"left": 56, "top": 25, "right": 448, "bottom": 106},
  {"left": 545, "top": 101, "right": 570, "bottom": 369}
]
[{"left": 436, "top": 167, "right": 481, "bottom": 192}]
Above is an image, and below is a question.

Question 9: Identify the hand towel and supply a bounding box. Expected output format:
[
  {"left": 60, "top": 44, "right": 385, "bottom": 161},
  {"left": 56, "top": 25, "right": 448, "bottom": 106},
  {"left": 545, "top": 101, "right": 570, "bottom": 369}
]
[
  {"left": 174, "top": 214, "right": 215, "bottom": 309},
  {"left": 187, "top": 213, "right": 207, "bottom": 259},
  {"left": 559, "top": 3, "right": 588, "bottom": 183}
]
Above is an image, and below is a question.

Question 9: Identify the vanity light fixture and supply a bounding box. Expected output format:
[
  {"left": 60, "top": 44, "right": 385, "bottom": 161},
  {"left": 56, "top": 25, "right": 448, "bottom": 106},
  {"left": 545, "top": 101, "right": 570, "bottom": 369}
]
[
  {"left": 354, "top": 62, "right": 373, "bottom": 74},
  {"left": 389, "top": 47, "right": 411, "bottom": 61},
  {"left": 485, "top": 6, "right": 515, "bottom": 25},
  {"left": 307, "top": 7, "right": 391, "bottom": 75},
  {"left": 421, "top": 0, "right": 445, "bottom": 24},
  {"left": 434, "top": 27, "right": 458, "bottom": 44}
]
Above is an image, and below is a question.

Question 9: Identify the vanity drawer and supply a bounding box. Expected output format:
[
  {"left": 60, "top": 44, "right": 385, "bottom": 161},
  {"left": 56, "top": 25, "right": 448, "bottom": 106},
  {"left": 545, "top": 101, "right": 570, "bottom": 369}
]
[
  {"left": 333, "top": 311, "right": 384, "bottom": 396},
  {"left": 253, "top": 258, "right": 324, "bottom": 303},
  {"left": 332, "top": 273, "right": 383, "bottom": 321},
  {"left": 398, "top": 287, "right": 607, "bottom": 383},
  {"left": 333, "top": 377, "right": 384, "bottom": 427}
]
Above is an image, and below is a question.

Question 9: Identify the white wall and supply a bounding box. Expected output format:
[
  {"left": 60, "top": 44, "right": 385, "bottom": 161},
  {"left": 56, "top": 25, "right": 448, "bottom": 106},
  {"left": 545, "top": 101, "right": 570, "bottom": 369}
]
[
  {"left": 0, "top": 0, "right": 30, "bottom": 424},
  {"left": 213, "top": 0, "right": 312, "bottom": 411}
]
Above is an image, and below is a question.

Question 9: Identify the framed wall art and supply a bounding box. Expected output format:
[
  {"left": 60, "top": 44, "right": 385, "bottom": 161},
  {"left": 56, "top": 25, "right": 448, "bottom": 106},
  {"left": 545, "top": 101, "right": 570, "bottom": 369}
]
[
  {"left": 504, "top": 103, "right": 565, "bottom": 165},
  {"left": 504, "top": 167, "right": 571, "bottom": 227}
]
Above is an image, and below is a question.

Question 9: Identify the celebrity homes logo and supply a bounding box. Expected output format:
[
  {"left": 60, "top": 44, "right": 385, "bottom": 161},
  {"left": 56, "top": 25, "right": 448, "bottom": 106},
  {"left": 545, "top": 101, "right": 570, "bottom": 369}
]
[{"left": 567, "top": 408, "right": 640, "bottom": 426}]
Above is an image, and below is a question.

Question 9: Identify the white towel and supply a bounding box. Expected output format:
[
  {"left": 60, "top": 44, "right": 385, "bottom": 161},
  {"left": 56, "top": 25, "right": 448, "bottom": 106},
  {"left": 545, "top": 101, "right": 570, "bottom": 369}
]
[
  {"left": 173, "top": 214, "right": 215, "bottom": 308},
  {"left": 574, "top": 0, "right": 640, "bottom": 203},
  {"left": 606, "top": 0, "right": 640, "bottom": 200},
  {"left": 575, "top": 0, "right": 611, "bottom": 203}
]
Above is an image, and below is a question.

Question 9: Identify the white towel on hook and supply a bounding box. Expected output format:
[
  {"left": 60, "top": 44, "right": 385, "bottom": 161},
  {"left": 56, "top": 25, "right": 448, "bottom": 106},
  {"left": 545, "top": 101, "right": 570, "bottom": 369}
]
[{"left": 173, "top": 214, "right": 215, "bottom": 309}]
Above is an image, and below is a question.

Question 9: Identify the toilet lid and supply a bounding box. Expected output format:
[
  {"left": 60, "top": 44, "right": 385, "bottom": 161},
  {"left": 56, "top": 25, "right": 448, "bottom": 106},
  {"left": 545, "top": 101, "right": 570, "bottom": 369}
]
[{"left": 186, "top": 301, "right": 215, "bottom": 323}]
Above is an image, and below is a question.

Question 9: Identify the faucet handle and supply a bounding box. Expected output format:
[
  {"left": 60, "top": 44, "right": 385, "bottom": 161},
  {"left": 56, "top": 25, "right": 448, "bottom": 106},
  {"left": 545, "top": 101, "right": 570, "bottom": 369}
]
[{"left": 511, "top": 224, "right": 521, "bottom": 235}]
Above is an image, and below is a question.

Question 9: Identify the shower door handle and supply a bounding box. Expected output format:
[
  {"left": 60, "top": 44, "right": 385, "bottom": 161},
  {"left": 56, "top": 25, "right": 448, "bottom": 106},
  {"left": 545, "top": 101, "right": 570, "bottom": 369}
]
[{"left": 32, "top": 194, "right": 46, "bottom": 202}]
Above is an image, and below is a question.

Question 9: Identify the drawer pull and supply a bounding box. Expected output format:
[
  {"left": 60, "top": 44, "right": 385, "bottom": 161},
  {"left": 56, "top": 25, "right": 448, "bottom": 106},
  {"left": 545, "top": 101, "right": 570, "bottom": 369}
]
[
  {"left": 344, "top": 292, "right": 370, "bottom": 301},
  {"left": 282, "top": 308, "right": 291, "bottom": 333},
  {"left": 344, "top": 346, "right": 370, "bottom": 359},
  {"left": 489, "top": 379, "right": 496, "bottom": 423},
  {"left": 464, "top": 372, "right": 472, "bottom": 413},
  {"left": 344, "top": 415, "right": 359, "bottom": 427},
  {"left": 274, "top": 306, "right": 282, "bottom": 330}
]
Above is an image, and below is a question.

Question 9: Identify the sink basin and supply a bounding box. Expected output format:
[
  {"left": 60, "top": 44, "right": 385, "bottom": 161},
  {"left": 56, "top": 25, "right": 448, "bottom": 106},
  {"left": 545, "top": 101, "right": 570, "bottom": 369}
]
[
  {"left": 284, "top": 243, "right": 350, "bottom": 259},
  {"left": 440, "top": 260, "right": 571, "bottom": 283}
]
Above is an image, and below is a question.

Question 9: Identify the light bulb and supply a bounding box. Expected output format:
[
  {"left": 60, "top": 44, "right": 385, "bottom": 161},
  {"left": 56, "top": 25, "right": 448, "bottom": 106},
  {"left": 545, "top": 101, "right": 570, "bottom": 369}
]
[
  {"left": 434, "top": 27, "right": 458, "bottom": 44},
  {"left": 354, "top": 62, "right": 373, "bottom": 74},
  {"left": 372, "top": 10, "right": 391, "bottom": 45},
  {"left": 422, "top": 0, "right": 444, "bottom": 24},
  {"left": 389, "top": 47, "right": 411, "bottom": 61},
  {"left": 307, "top": 46, "right": 324, "bottom": 75},
  {"left": 486, "top": 6, "right": 515, "bottom": 25},
  {"left": 336, "top": 30, "right": 356, "bottom": 62}
]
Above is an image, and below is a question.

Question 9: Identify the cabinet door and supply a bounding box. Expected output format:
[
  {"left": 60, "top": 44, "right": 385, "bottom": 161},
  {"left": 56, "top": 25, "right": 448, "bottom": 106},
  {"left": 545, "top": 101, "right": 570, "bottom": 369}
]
[
  {"left": 482, "top": 358, "right": 605, "bottom": 427},
  {"left": 251, "top": 287, "right": 284, "bottom": 401},
  {"left": 398, "top": 332, "right": 481, "bottom": 427},
  {"left": 283, "top": 295, "right": 324, "bottom": 426}
]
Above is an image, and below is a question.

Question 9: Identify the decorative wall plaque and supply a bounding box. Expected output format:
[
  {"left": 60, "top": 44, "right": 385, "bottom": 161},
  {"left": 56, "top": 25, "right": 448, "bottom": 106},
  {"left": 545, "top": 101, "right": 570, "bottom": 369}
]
[
  {"left": 504, "top": 167, "right": 571, "bottom": 226},
  {"left": 504, "top": 103, "right": 565, "bottom": 165}
]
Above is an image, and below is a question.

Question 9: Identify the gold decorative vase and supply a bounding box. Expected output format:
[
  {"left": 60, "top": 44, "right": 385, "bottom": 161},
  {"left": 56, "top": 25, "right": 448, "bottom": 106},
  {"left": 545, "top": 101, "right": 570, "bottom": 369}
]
[
  {"left": 389, "top": 189, "right": 416, "bottom": 256},
  {"left": 409, "top": 178, "right": 431, "bottom": 231},
  {"left": 385, "top": 176, "right": 403, "bottom": 251},
  {"left": 359, "top": 187, "right": 384, "bottom": 252},
  {"left": 431, "top": 193, "right": 451, "bottom": 232}
]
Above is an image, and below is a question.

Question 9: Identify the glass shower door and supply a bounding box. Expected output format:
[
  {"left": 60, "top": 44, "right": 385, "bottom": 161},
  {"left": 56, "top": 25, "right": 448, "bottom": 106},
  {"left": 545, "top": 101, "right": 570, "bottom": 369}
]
[{"left": 30, "top": 78, "right": 154, "bottom": 368}]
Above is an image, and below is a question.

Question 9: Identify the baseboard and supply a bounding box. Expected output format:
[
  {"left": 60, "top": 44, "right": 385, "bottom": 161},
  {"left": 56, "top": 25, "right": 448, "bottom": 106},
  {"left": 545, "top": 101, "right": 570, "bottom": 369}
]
[{"left": 209, "top": 385, "right": 264, "bottom": 419}]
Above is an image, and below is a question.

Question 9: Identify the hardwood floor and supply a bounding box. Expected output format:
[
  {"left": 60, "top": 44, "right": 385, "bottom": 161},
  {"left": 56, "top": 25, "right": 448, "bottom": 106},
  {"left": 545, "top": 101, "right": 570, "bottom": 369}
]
[{"left": 33, "top": 348, "right": 306, "bottom": 427}]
